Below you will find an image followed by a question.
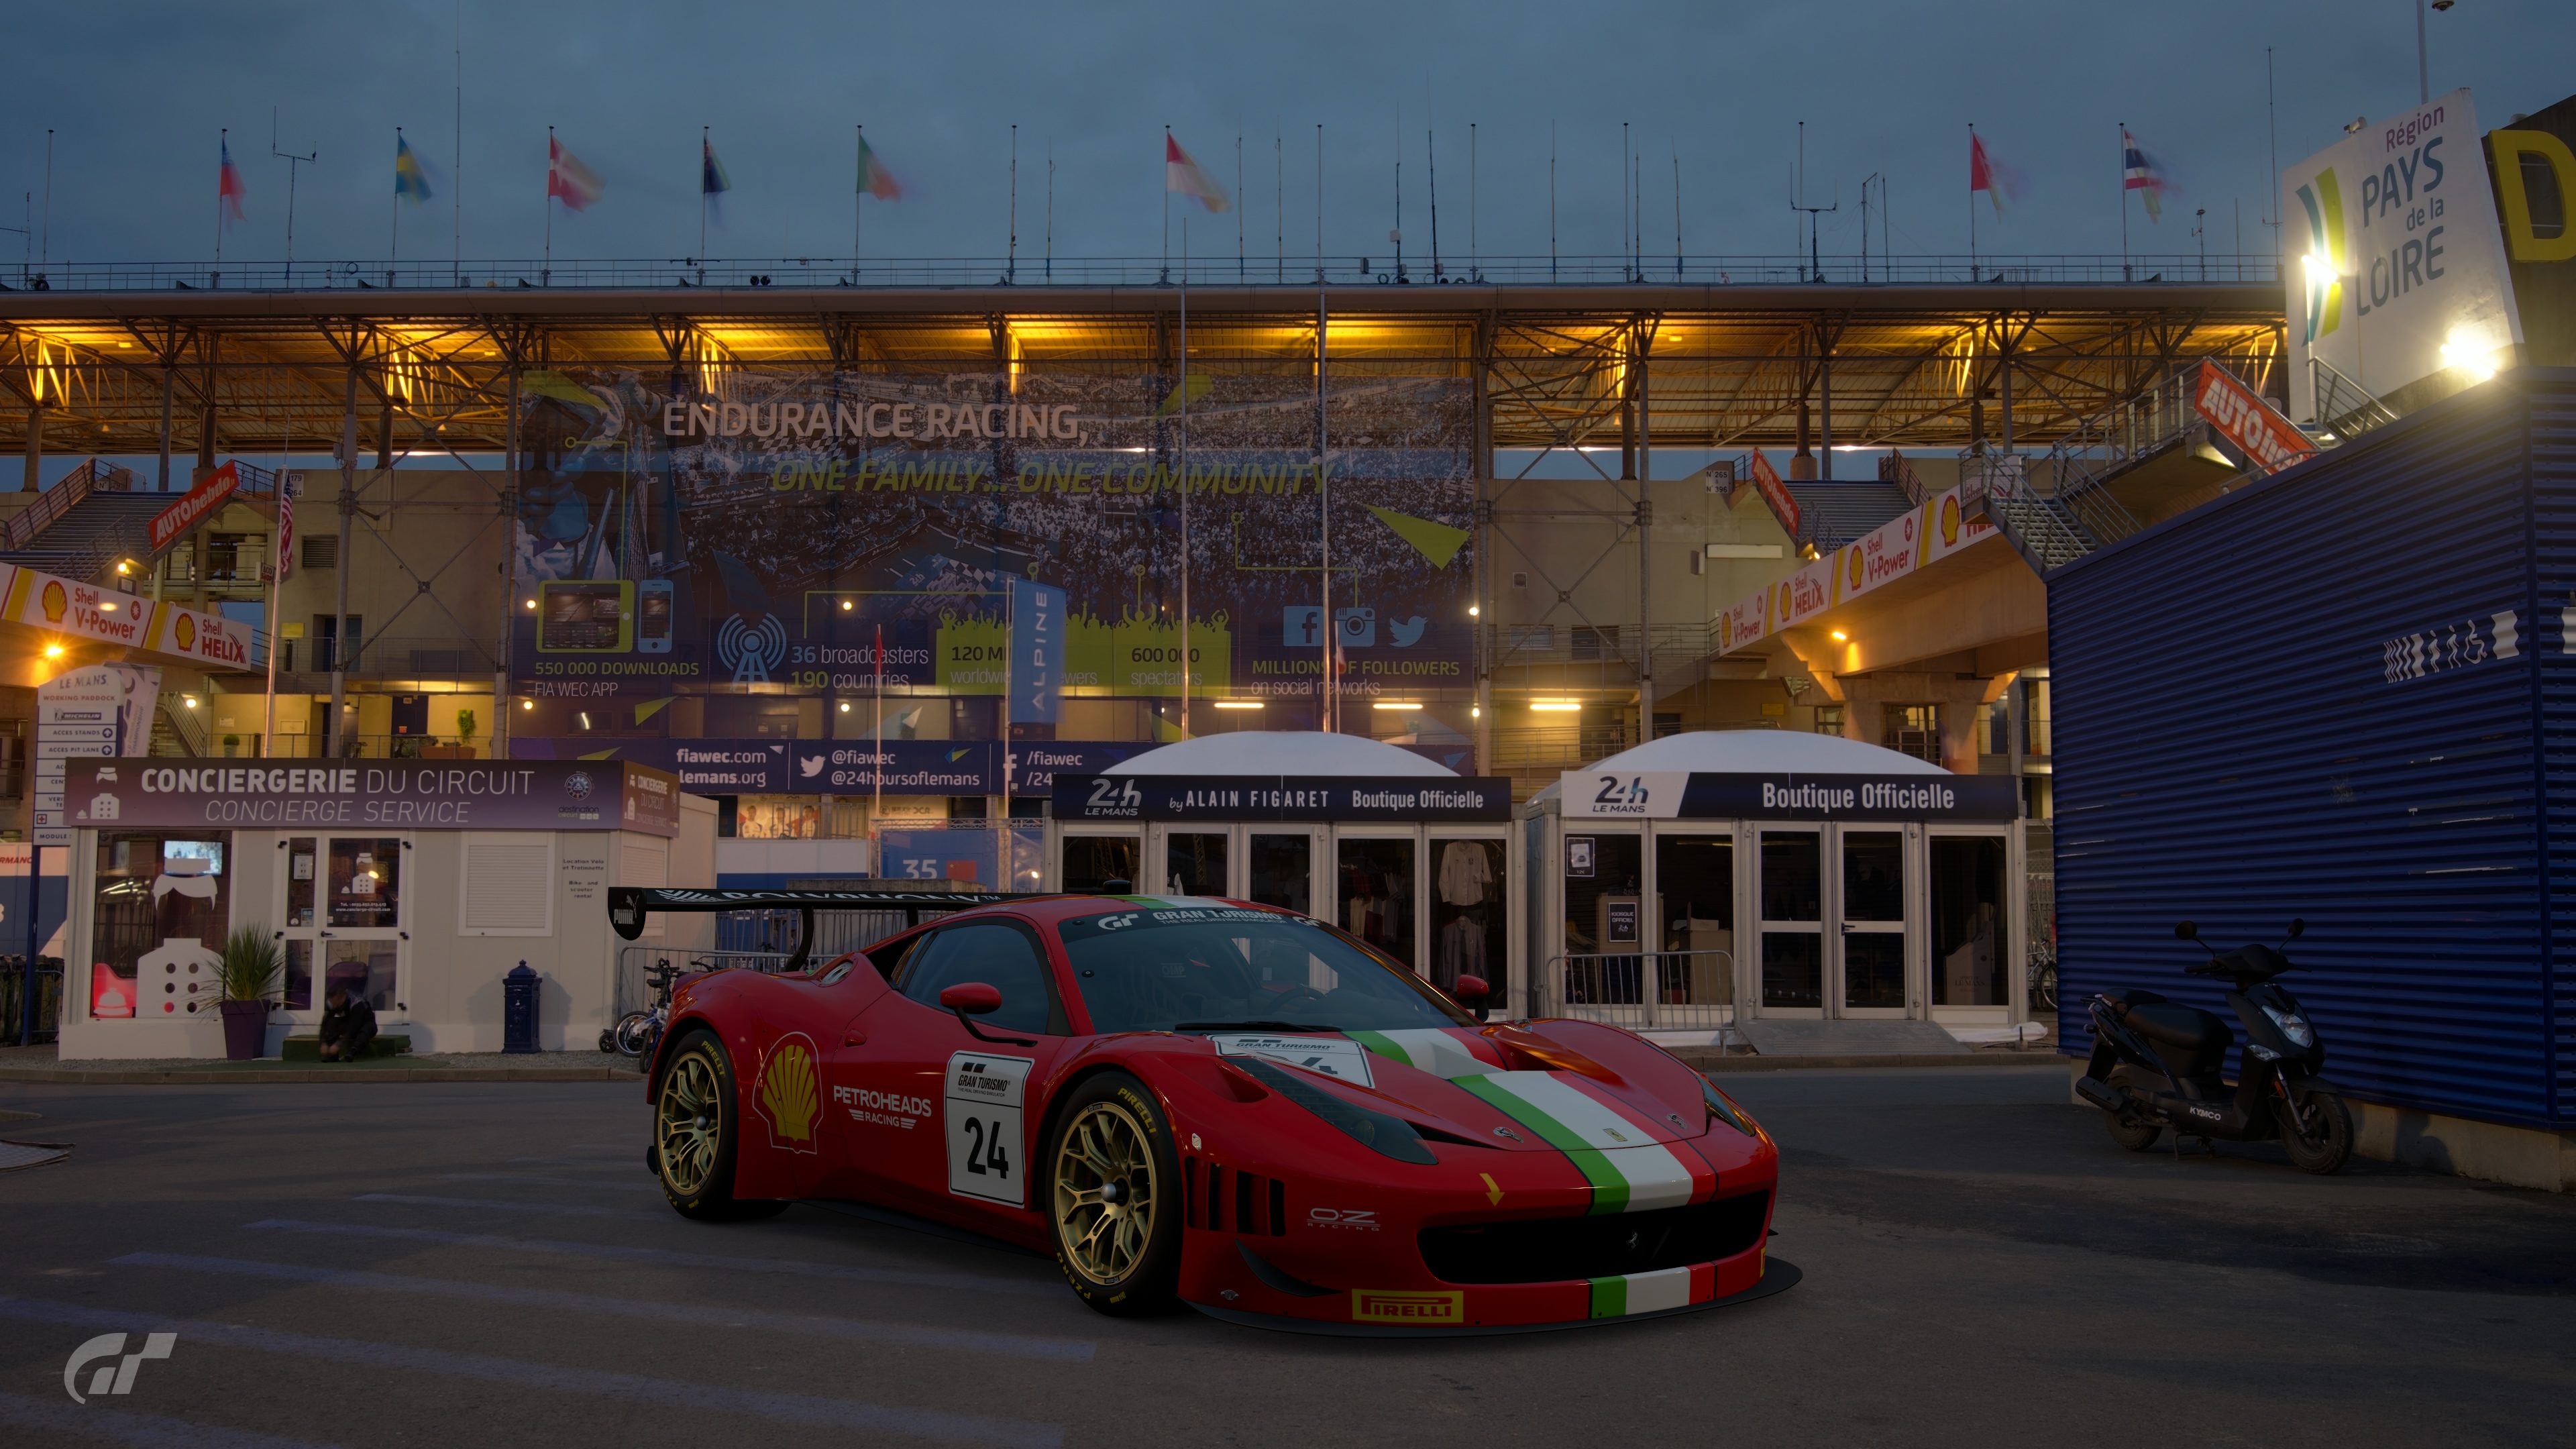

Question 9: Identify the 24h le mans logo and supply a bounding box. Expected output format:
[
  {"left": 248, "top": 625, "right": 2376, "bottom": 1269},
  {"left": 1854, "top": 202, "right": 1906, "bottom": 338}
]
[{"left": 755, "top": 1034, "right": 821, "bottom": 1153}]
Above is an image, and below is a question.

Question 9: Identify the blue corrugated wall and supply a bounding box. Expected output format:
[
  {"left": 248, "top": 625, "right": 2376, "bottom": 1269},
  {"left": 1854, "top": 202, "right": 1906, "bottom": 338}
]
[{"left": 2049, "top": 371, "right": 2573, "bottom": 1132}]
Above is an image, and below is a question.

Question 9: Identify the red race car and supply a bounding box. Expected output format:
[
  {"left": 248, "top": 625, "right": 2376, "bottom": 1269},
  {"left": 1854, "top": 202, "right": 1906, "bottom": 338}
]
[{"left": 630, "top": 892, "right": 1788, "bottom": 1333}]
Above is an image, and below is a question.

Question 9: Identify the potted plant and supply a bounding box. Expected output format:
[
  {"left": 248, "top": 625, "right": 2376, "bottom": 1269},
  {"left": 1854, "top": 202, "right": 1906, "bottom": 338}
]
[
  {"left": 213, "top": 926, "right": 282, "bottom": 1061},
  {"left": 425, "top": 708, "right": 478, "bottom": 759},
  {"left": 222, "top": 733, "right": 241, "bottom": 757}
]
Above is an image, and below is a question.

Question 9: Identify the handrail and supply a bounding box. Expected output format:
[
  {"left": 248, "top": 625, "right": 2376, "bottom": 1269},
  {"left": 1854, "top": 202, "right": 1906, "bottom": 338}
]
[
  {"left": 2, "top": 458, "right": 133, "bottom": 551},
  {"left": 159, "top": 700, "right": 209, "bottom": 757},
  {"left": 2308, "top": 356, "right": 2401, "bottom": 441},
  {"left": 1546, "top": 948, "right": 1738, "bottom": 1039},
  {"left": 0, "top": 252, "right": 2282, "bottom": 294}
]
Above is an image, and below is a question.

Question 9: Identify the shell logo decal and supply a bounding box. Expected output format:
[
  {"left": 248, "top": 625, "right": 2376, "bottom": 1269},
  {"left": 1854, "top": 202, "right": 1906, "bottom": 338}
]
[
  {"left": 753, "top": 1033, "right": 822, "bottom": 1154},
  {"left": 1940, "top": 495, "right": 1962, "bottom": 548},
  {"left": 40, "top": 580, "right": 66, "bottom": 623},
  {"left": 1846, "top": 546, "right": 1864, "bottom": 592},
  {"left": 174, "top": 614, "right": 197, "bottom": 651}
]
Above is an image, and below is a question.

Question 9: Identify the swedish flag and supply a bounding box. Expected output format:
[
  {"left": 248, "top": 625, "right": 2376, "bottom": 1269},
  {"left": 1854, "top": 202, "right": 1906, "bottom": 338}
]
[{"left": 394, "top": 131, "right": 432, "bottom": 204}]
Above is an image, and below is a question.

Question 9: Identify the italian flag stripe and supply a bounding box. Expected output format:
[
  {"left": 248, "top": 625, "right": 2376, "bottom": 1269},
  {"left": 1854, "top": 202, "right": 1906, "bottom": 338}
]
[
  {"left": 1454, "top": 1072, "right": 1699, "bottom": 1215},
  {"left": 1689, "top": 1261, "right": 1718, "bottom": 1303},
  {"left": 1453, "top": 1073, "right": 1631, "bottom": 1211},
  {"left": 1348, "top": 1028, "right": 1497, "bottom": 1079},
  {"left": 1587, "top": 1267, "right": 1693, "bottom": 1318}
]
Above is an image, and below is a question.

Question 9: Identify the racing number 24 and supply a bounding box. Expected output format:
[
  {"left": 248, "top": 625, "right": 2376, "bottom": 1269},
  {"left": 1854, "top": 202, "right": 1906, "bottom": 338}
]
[{"left": 961, "top": 1117, "right": 1013, "bottom": 1179}]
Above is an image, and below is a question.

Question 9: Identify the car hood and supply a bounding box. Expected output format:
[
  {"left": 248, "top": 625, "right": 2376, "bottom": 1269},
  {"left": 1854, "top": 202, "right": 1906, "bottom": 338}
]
[{"left": 1203, "top": 1022, "right": 1708, "bottom": 1152}]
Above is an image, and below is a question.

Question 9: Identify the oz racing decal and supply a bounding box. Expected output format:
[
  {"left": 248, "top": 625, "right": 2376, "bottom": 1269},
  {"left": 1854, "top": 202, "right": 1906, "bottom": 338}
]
[
  {"left": 945, "top": 1052, "right": 1036, "bottom": 1206},
  {"left": 1211, "top": 1033, "right": 1375, "bottom": 1087},
  {"left": 752, "top": 1033, "right": 822, "bottom": 1155}
]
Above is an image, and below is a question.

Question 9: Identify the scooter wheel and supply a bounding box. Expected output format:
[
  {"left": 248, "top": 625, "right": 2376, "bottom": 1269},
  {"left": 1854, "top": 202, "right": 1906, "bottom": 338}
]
[
  {"left": 2102, "top": 1109, "right": 2163, "bottom": 1152},
  {"left": 2277, "top": 1091, "right": 2353, "bottom": 1175}
]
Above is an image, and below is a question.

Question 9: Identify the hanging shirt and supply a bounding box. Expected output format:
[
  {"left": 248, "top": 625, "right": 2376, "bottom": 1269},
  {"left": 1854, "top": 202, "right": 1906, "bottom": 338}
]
[{"left": 1438, "top": 841, "right": 1495, "bottom": 907}]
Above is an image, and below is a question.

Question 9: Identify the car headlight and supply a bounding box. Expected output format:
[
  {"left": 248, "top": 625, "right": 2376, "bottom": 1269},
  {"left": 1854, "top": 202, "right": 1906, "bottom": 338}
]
[
  {"left": 1230, "top": 1057, "right": 1437, "bottom": 1165},
  {"left": 2263, "top": 1005, "right": 2314, "bottom": 1049},
  {"left": 1703, "top": 1079, "right": 1761, "bottom": 1140}
]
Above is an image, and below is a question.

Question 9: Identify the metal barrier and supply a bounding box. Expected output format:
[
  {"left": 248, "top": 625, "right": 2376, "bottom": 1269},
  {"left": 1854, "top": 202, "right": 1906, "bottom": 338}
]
[
  {"left": 1546, "top": 949, "right": 1737, "bottom": 1036},
  {"left": 613, "top": 906, "right": 961, "bottom": 1020},
  {"left": 0, "top": 956, "right": 63, "bottom": 1044}
]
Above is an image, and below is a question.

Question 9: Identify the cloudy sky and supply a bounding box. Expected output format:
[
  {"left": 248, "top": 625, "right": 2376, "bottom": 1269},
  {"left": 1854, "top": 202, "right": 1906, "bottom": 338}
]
[{"left": 3, "top": 0, "right": 2569, "bottom": 272}]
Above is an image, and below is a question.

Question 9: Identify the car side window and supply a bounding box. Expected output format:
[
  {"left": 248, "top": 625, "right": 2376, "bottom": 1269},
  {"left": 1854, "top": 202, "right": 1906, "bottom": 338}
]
[
  {"left": 871, "top": 933, "right": 925, "bottom": 985},
  {"left": 900, "top": 920, "right": 1061, "bottom": 1036}
]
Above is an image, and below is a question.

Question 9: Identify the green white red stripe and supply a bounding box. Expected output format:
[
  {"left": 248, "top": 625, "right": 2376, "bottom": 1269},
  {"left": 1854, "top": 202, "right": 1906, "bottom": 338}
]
[
  {"left": 1450, "top": 1071, "right": 1709, "bottom": 1215},
  {"left": 1345, "top": 1028, "right": 1499, "bottom": 1079},
  {"left": 1589, "top": 1263, "right": 1720, "bottom": 1318}
]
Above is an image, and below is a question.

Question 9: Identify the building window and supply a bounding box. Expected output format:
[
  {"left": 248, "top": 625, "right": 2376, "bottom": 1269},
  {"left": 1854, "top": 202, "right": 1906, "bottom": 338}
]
[
  {"left": 1883, "top": 704, "right": 1939, "bottom": 763},
  {"left": 301, "top": 535, "right": 338, "bottom": 570},
  {"left": 1813, "top": 704, "right": 1843, "bottom": 737},
  {"left": 735, "top": 798, "right": 822, "bottom": 839}
]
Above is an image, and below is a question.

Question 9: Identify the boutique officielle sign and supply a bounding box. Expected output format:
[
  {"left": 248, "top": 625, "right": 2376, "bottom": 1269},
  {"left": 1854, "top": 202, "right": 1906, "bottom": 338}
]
[{"left": 60, "top": 760, "right": 683, "bottom": 836}]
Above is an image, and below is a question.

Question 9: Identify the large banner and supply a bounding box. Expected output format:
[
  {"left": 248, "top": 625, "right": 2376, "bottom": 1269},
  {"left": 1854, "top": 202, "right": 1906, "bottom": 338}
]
[{"left": 508, "top": 366, "right": 1476, "bottom": 738}]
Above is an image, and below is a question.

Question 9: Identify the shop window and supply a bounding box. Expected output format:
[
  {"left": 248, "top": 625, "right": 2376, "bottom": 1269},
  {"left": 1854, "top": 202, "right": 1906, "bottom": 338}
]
[
  {"left": 1562, "top": 832, "right": 1643, "bottom": 1004},
  {"left": 1813, "top": 704, "right": 1844, "bottom": 737},
  {"left": 1882, "top": 704, "right": 1939, "bottom": 763},
  {"left": 736, "top": 797, "right": 822, "bottom": 839},
  {"left": 1061, "top": 835, "right": 1140, "bottom": 893},
  {"left": 1165, "top": 833, "right": 1226, "bottom": 896},
  {"left": 1931, "top": 836, "right": 2008, "bottom": 1006},
  {"left": 90, "top": 834, "right": 230, "bottom": 1022},
  {"left": 1430, "top": 837, "right": 1504, "bottom": 995},
  {"left": 1338, "top": 838, "right": 1418, "bottom": 970}
]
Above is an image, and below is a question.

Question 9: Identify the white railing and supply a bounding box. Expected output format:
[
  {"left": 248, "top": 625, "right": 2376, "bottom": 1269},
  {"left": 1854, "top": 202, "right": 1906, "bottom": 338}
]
[{"left": 1546, "top": 949, "right": 1737, "bottom": 1037}]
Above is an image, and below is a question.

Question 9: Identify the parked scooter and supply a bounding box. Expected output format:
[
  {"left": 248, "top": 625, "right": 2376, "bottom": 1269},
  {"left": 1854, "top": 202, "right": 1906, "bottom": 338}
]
[{"left": 2073, "top": 919, "right": 2353, "bottom": 1173}]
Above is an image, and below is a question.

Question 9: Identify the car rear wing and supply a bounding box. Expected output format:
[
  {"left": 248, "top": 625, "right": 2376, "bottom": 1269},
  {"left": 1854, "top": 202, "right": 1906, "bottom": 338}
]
[{"left": 606, "top": 887, "right": 1057, "bottom": 973}]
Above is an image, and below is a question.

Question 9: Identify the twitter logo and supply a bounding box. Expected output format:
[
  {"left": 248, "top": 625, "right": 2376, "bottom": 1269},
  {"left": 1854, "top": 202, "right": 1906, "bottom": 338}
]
[
  {"left": 1388, "top": 616, "right": 1428, "bottom": 647},
  {"left": 798, "top": 755, "right": 825, "bottom": 780}
]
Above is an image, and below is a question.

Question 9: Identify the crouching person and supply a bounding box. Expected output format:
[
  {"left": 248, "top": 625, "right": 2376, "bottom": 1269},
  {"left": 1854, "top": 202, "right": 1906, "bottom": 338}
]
[{"left": 318, "top": 987, "right": 378, "bottom": 1061}]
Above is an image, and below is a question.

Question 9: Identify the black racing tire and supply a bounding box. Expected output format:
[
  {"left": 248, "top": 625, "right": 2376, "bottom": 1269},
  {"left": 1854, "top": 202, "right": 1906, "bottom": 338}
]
[
  {"left": 1045, "top": 1071, "right": 1183, "bottom": 1317},
  {"left": 2102, "top": 1109, "right": 2163, "bottom": 1152},
  {"left": 652, "top": 1028, "right": 788, "bottom": 1222},
  {"left": 2277, "top": 1090, "right": 2353, "bottom": 1175}
]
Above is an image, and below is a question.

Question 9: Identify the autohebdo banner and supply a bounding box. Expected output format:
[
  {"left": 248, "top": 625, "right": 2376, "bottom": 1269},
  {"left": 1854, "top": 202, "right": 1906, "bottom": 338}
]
[{"left": 506, "top": 366, "right": 1476, "bottom": 718}]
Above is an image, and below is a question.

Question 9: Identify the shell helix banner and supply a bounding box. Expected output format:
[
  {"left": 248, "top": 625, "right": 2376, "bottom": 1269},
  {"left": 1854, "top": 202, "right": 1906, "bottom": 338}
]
[{"left": 507, "top": 366, "right": 1475, "bottom": 717}]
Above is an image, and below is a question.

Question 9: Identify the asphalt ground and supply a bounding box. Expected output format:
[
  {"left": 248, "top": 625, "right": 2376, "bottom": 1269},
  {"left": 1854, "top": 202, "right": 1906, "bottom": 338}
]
[{"left": 1, "top": 1066, "right": 2569, "bottom": 1449}]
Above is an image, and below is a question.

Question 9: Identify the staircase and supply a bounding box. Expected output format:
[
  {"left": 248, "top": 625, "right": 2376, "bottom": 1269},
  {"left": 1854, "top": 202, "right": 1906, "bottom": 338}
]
[{"left": 0, "top": 460, "right": 164, "bottom": 583}]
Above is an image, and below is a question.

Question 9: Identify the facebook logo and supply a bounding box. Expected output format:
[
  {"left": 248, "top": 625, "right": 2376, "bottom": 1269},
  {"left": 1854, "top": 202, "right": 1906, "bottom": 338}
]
[{"left": 1282, "top": 606, "right": 1324, "bottom": 646}]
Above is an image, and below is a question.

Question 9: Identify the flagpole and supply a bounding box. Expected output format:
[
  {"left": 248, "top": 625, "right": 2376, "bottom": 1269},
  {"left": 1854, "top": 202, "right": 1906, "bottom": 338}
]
[
  {"left": 215, "top": 129, "right": 227, "bottom": 270},
  {"left": 2118, "top": 125, "right": 2131, "bottom": 282},
  {"left": 853, "top": 125, "right": 863, "bottom": 282},
  {"left": 700, "top": 126, "right": 709, "bottom": 262},
  {"left": 1968, "top": 124, "right": 1978, "bottom": 278},
  {"left": 1161, "top": 126, "right": 1172, "bottom": 285},
  {"left": 1008, "top": 123, "right": 1018, "bottom": 284},
  {"left": 1178, "top": 210, "right": 1191, "bottom": 737},
  {"left": 543, "top": 126, "right": 555, "bottom": 285},
  {"left": 871, "top": 623, "right": 883, "bottom": 865},
  {"left": 392, "top": 127, "right": 401, "bottom": 274},
  {"left": 1236, "top": 133, "right": 1245, "bottom": 281}
]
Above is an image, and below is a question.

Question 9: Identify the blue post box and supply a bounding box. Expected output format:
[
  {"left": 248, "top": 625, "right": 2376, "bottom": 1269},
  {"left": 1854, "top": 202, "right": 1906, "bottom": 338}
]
[{"left": 502, "top": 962, "right": 541, "bottom": 1055}]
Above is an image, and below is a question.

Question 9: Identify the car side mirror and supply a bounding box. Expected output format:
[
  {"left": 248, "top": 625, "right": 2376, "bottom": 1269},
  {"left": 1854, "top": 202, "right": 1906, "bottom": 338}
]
[
  {"left": 1452, "top": 975, "right": 1489, "bottom": 1001},
  {"left": 2174, "top": 921, "right": 2198, "bottom": 941},
  {"left": 938, "top": 981, "right": 1034, "bottom": 1046},
  {"left": 939, "top": 982, "right": 1002, "bottom": 1015},
  {"left": 2286, "top": 918, "right": 2305, "bottom": 939}
]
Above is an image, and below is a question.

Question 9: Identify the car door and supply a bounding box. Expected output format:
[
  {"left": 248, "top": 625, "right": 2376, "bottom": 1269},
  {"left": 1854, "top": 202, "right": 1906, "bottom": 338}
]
[{"left": 833, "top": 917, "right": 1073, "bottom": 1230}]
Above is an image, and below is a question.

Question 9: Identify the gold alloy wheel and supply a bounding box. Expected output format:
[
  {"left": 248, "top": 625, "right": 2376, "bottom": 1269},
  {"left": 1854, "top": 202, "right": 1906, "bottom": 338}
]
[
  {"left": 1053, "top": 1100, "right": 1157, "bottom": 1285},
  {"left": 657, "top": 1049, "right": 723, "bottom": 1196}
]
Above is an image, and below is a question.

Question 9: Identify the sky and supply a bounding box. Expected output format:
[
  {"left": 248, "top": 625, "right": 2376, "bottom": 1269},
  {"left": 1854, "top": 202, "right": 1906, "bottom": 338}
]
[{"left": 1, "top": 0, "right": 2570, "bottom": 271}]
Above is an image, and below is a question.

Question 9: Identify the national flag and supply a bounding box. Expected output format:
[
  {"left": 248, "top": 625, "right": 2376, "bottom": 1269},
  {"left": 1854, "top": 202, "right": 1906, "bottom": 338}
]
[
  {"left": 394, "top": 133, "right": 433, "bottom": 204},
  {"left": 702, "top": 137, "right": 731, "bottom": 195},
  {"left": 1165, "top": 133, "right": 1230, "bottom": 213},
  {"left": 275, "top": 472, "right": 295, "bottom": 582},
  {"left": 217, "top": 138, "right": 246, "bottom": 223},
  {"left": 856, "top": 131, "right": 902, "bottom": 201},
  {"left": 547, "top": 136, "right": 604, "bottom": 211},
  {"left": 1968, "top": 133, "right": 2020, "bottom": 217},
  {"left": 2123, "top": 128, "right": 2165, "bottom": 223}
]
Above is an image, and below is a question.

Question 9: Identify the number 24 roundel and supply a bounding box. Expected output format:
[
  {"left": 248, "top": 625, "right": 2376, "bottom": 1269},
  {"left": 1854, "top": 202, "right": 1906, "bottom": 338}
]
[{"left": 945, "top": 1053, "right": 1035, "bottom": 1205}]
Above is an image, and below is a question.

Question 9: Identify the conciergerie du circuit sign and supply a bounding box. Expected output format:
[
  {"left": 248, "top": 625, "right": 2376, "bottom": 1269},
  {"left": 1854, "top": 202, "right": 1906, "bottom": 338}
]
[{"left": 60, "top": 759, "right": 682, "bottom": 835}]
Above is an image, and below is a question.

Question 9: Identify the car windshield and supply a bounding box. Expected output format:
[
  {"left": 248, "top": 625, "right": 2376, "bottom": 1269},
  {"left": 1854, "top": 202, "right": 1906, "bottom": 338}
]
[{"left": 1057, "top": 902, "right": 1474, "bottom": 1034}]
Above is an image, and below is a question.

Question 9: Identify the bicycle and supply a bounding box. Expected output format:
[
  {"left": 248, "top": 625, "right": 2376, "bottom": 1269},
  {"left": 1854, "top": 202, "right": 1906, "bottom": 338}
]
[
  {"left": 2028, "top": 946, "right": 2059, "bottom": 1013},
  {"left": 604, "top": 961, "right": 692, "bottom": 1059}
]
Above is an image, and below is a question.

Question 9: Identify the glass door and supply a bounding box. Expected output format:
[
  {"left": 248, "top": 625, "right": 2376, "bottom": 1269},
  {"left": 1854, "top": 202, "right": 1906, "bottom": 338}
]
[
  {"left": 1836, "top": 829, "right": 1913, "bottom": 1018},
  {"left": 1651, "top": 833, "right": 1735, "bottom": 1026},
  {"left": 1427, "top": 835, "right": 1505, "bottom": 996},
  {"left": 1244, "top": 828, "right": 1323, "bottom": 918},
  {"left": 1756, "top": 830, "right": 1825, "bottom": 1014},
  {"left": 279, "top": 835, "right": 409, "bottom": 1022}
]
